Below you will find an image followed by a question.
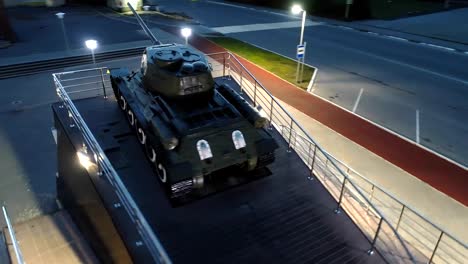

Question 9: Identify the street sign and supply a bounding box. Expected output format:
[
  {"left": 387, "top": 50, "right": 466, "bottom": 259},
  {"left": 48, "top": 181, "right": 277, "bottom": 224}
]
[{"left": 297, "top": 44, "right": 305, "bottom": 59}]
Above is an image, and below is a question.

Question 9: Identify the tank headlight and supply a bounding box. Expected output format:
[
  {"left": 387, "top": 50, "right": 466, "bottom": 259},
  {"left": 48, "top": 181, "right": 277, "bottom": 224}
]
[
  {"left": 232, "top": 130, "right": 246, "bottom": 150},
  {"left": 197, "top": 140, "right": 213, "bottom": 160},
  {"left": 141, "top": 53, "right": 148, "bottom": 75},
  {"left": 164, "top": 138, "right": 179, "bottom": 150}
]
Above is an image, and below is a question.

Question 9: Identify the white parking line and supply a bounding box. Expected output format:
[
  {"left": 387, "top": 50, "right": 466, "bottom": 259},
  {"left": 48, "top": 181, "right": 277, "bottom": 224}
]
[
  {"left": 352, "top": 88, "right": 364, "bottom": 113},
  {"left": 385, "top": 35, "right": 409, "bottom": 42},
  {"left": 416, "top": 109, "right": 420, "bottom": 144},
  {"left": 420, "top": 43, "right": 456, "bottom": 51},
  {"left": 344, "top": 46, "right": 468, "bottom": 86}
]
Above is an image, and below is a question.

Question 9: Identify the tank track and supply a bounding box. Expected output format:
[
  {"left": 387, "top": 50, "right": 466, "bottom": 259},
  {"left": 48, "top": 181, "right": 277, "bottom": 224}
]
[{"left": 256, "top": 152, "right": 275, "bottom": 169}]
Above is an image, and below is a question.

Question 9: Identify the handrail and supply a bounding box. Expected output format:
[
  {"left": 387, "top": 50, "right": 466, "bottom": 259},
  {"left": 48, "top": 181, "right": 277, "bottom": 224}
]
[
  {"left": 283, "top": 124, "right": 467, "bottom": 249},
  {"left": 53, "top": 68, "right": 172, "bottom": 264},
  {"left": 206, "top": 51, "right": 468, "bottom": 263},
  {"left": 208, "top": 52, "right": 413, "bottom": 254},
  {"left": 2, "top": 206, "right": 24, "bottom": 264}
]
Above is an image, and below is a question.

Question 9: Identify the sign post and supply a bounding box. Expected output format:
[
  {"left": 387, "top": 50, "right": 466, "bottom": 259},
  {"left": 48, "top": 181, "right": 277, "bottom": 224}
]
[{"left": 296, "top": 44, "right": 305, "bottom": 83}]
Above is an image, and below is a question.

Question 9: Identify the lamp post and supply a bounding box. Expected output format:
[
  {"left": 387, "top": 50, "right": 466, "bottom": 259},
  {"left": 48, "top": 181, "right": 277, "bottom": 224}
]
[
  {"left": 55, "top": 12, "right": 69, "bottom": 52},
  {"left": 85, "top": 39, "right": 98, "bottom": 66},
  {"left": 292, "top": 4, "right": 307, "bottom": 83},
  {"left": 181, "top": 27, "right": 192, "bottom": 45}
]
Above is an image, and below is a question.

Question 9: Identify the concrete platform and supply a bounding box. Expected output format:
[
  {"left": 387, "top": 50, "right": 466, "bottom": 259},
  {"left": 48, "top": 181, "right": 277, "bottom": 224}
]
[{"left": 68, "top": 91, "right": 385, "bottom": 263}]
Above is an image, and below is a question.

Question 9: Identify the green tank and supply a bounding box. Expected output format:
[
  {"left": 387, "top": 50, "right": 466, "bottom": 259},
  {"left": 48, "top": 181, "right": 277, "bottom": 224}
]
[{"left": 109, "top": 3, "right": 278, "bottom": 200}]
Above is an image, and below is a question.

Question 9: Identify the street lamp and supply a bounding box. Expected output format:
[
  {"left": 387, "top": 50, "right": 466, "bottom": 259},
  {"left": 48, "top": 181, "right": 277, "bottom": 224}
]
[
  {"left": 85, "top": 39, "right": 98, "bottom": 66},
  {"left": 181, "top": 27, "right": 192, "bottom": 45},
  {"left": 291, "top": 4, "right": 307, "bottom": 83},
  {"left": 55, "top": 12, "right": 69, "bottom": 52}
]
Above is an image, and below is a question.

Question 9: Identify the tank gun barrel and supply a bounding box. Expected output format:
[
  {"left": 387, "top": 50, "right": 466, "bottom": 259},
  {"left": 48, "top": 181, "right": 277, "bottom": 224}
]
[{"left": 127, "top": 3, "right": 161, "bottom": 45}]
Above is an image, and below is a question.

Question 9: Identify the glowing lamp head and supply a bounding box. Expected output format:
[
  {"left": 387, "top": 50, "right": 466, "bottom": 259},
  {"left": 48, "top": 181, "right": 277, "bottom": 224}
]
[
  {"left": 181, "top": 27, "right": 192, "bottom": 38},
  {"left": 85, "top": 39, "right": 98, "bottom": 50},
  {"left": 291, "top": 4, "right": 303, "bottom": 15},
  {"left": 55, "top": 12, "right": 65, "bottom": 19}
]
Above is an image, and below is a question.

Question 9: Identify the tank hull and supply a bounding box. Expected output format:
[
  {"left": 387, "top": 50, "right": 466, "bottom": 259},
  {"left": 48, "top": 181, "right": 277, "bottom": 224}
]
[{"left": 110, "top": 68, "right": 278, "bottom": 200}]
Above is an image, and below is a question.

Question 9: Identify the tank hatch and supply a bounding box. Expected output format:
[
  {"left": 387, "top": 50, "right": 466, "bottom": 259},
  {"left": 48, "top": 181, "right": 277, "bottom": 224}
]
[{"left": 141, "top": 44, "right": 215, "bottom": 99}]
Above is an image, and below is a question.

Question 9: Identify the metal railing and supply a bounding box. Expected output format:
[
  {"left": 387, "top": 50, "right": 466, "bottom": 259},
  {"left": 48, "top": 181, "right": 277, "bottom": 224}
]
[
  {"left": 2, "top": 206, "right": 24, "bottom": 264},
  {"left": 281, "top": 125, "right": 467, "bottom": 264},
  {"left": 53, "top": 68, "right": 171, "bottom": 264},
  {"left": 205, "top": 51, "right": 467, "bottom": 263}
]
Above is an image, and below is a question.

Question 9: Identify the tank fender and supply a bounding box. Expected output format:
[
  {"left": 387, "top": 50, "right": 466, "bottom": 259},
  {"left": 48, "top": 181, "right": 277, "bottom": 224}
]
[
  {"left": 109, "top": 68, "right": 131, "bottom": 79},
  {"left": 255, "top": 137, "right": 279, "bottom": 155},
  {"left": 150, "top": 115, "right": 179, "bottom": 150},
  {"left": 217, "top": 84, "right": 268, "bottom": 128}
]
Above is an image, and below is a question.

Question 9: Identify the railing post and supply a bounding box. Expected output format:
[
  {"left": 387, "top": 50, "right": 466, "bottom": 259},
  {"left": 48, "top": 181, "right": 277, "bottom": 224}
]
[
  {"left": 268, "top": 97, "right": 274, "bottom": 130},
  {"left": 368, "top": 217, "right": 384, "bottom": 255},
  {"left": 310, "top": 144, "right": 317, "bottom": 173},
  {"left": 222, "top": 54, "right": 226, "bottom": 78},
  {"left": 287, "top": 119, "right": 294, "bottom": 153},
  {"left": 253, "top": 82, "right": 257, "bottom": 107},
  {"left": 227, "top": 53, "right": 231, "bottom": 80},
  {"left": 395, "top": 204, "right": 406, "bottom": 231},
  {"left": 240, "top": 67, "right": 244, "bottom": 94},
  {"left": 100, "top": 68, "right": 107, "bottom": 99},
  {"left": 366, "top": 185, "right": 375, "bottom": 213},
  {"left": 429, "top": 231, "right": 444, "bottom": 264},
  {"left": 335, "top": 177, "right": 347, "bottom": 214}
]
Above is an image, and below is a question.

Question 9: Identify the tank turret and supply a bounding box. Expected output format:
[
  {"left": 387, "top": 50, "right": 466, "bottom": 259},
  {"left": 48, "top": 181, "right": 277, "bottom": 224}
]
[{"left": 141, "top": 44, "right": 215, "bottom": 99}]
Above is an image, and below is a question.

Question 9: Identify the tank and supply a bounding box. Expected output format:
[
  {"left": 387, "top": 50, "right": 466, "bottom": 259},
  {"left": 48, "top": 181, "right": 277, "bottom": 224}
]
[{"left": 109, "top": 3, "right": 278, "bottom": 200}]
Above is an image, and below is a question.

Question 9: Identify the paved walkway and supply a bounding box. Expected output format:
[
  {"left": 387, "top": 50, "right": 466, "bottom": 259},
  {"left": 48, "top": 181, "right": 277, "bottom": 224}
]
[{"left": 189, "top": 35, "right": 468, "bottom": 243}]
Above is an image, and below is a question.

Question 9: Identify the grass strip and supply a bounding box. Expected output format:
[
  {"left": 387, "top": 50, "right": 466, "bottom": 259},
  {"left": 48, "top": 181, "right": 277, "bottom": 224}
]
[{"left": 208, "top": 37, "right": 314, "bottom": 90}]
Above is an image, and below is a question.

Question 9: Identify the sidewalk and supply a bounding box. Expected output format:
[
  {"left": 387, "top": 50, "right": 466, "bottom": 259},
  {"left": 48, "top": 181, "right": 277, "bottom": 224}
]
[{"left": 189, "top": 35, "right": 467, "bottom": 243}]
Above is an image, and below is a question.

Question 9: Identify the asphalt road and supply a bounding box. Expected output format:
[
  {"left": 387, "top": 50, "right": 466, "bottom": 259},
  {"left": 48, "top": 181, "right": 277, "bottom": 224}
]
[{"left": 155, "top": 0, "right": 468, "bottom": 166}]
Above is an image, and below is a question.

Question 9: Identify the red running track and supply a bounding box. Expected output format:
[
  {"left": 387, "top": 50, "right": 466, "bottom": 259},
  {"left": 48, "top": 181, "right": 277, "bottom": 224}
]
[{"left": 188, "top": 35, "right": 468, "bottom": 206}]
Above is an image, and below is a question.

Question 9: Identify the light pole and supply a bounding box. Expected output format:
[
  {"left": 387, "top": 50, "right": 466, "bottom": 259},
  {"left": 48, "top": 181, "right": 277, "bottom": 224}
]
[
  {"left": 55, "top": 12, "right": 69, "bottom": 52},
  {"left": 181, "top": 27, "right": 192, "bottom": 45},
  {"left": 85, "top": 39, "right": 98, "bottom": 66},
  {"left": 292, "top": 4, "right": 307, "bottom": 83}
]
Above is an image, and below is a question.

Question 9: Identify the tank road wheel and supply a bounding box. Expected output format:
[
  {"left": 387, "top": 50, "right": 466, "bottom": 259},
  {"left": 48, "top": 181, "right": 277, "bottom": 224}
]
[
  {"left": 127, "top": 109, "right": 135, "bottom": 126},
  {"left": 157, "top": 164, "right": 167, "bottom": 183},
  {"left": 146, "top": 144, "right": 157, "bottom": 163},
  {"left": 137, "top": 126, "right": 146, "bottom": 145},
  {"left": 119, "top": 95, "right": 127, "bottom": 110},
  {"left": 145, "top": 144, "right": 168, "bottom": 184}
]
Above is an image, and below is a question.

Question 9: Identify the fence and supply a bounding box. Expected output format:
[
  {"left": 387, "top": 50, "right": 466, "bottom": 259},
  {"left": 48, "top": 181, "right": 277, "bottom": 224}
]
[
  {"left": 206, "top": 51, "right": 467, "bottom": 263},
  {"left": 53, "top": 68, "right": 172, "bottom": 264}
]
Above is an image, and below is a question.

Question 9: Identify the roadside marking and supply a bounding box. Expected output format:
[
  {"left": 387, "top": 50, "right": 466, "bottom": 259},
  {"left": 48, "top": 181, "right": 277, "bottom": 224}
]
[
  {"left": 385, "top": 35, "right": 409, "bottom": 42},
  {"left": 343, "top": 45, "right": 468, "bottom": 86},
  {"left": 416, "top": 109, "right": 420, "bottom": 144},
  {"left": 206, "top": 0, "right": 251, "bottom": 10},
  {"left": 212, "top": 21, "right": 322, "bottom": 34},
  {"left": 352, "top": 88, "right": 364, "bottom": 113},
  {"left": 420, "top": 43, "right": 456, "bottom": 51}
]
